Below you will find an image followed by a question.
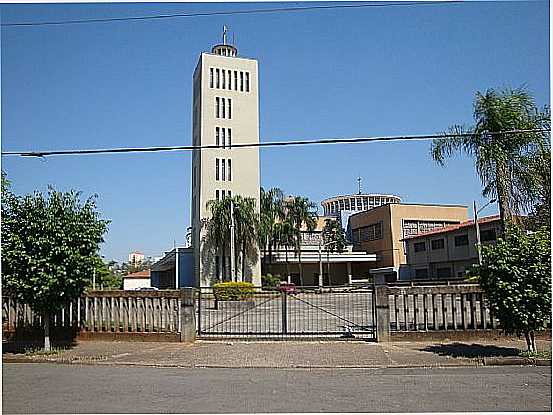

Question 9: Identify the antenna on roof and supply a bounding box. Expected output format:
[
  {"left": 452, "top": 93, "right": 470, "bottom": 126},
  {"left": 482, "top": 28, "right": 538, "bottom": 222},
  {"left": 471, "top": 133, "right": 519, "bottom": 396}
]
[
  {"left": 357, "top": 176, "right": 362, "bottom": 195},
  {"left": 223, "top": 25, "right": 228, "bottom": 45}
]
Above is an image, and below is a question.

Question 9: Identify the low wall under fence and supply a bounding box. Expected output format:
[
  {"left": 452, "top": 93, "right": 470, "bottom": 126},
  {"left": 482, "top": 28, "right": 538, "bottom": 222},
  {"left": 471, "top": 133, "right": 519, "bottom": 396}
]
[{"left": 2, "top": 289, "right": 196, "bottom": 343}]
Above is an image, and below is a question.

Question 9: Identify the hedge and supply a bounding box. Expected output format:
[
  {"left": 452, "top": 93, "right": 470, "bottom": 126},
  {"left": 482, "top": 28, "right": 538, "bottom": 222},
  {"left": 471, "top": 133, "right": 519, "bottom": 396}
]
[{"left": 213, "top": 281, "right": 255, "bottom": 301}]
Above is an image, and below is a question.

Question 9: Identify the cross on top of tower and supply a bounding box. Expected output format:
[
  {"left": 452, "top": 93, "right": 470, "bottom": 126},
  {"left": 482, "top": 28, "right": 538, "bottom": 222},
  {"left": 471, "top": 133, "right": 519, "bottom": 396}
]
[{"left": 357, "top": 176, "right": 362, "bottom": 195}]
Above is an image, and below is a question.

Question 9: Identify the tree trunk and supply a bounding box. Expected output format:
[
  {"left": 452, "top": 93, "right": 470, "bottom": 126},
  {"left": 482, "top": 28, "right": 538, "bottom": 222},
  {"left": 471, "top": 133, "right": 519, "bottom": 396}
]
[
  {"left": 221, "top": 245, "right": 226, "bottom": 282},
  {"left": 524, "top": 331, "right": 532, "bottom": 352},
  {"left": 44, "top": 312, "right": 51, "bottom": 352},
  {"left": 530, "top": 330, "right": 536, "bottom": 353},
  {"left": 242, "top": 240, "right": 247, "bottom": 282},
  {"left": 298, "top": 249, "right": 304, "bottom": 286},
  {"left": 327, "top": 250, "right": 332, "bottom": 287},
  {"left": 285, "top": 248, "right": 290, "bottom": 283}
]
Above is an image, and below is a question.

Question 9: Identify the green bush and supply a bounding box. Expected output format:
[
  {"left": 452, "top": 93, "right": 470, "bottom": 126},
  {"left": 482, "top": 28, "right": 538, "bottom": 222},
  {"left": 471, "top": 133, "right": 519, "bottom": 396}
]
[
  {"left": 261, "top": 273, "right": 281, "bottom": 288},
  {"left": 213, "top": 281, "right": 255, "bottom": 301}
]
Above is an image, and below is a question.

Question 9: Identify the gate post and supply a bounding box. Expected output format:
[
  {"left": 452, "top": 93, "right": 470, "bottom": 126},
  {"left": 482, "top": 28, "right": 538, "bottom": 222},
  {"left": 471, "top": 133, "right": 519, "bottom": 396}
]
[
  {"left": 281, "top": 292, "right": 288, "bottom": 334},
  {"left": 179, "top": 288, "right": 196, "bottom": 343},
  {"left": 374, "top": 284, "right": 390, "bottom": 342}
]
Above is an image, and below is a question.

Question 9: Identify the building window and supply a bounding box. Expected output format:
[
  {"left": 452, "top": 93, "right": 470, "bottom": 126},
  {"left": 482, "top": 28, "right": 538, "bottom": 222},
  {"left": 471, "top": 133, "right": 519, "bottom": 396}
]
[
  {"left": 228, "top": 190, "right": 232, "bottom": 198},
  {"left": 436, "top": 267, "right": 452, "bottom": 279},
  {"left": 216, "top": 189, "right": 220, "bottom": 200},
  {"left": 414, "top": 268, "right": 428, "bottom": 279},
  {"left": 222, "top": 158, "right": 226, "bottom": 181},
  {"left": 215, "top": 127, "right": 220, "bottom": 147},
  {"left": 357, "top": 222, "right": 383, "bottom": 242},
  {"left": 221, "top": 128, "right": 225, "bottom": 149},
  {"left": 454, "top": 234, "right": 469, "bottom": 247},
  {"left": 240, "top": 71, "right": 244, "bottom": 92},
  {"left": 221, "top": 69, "right": 226, "bottom": 89},
  {"left": 481, "top": 228, "right": 496, "bottom": 242},
  {"left": 221, "top": 97, "right": 226, "bottom": 119},
  {"left": 234, "top": 71, "right": 238, "bottom": 90},
  {"left": 215, "top": 97, "right": 220, "bottom": 118},
  {"left": 228, "top": 99, "right": 232, "bottom": 119},
  {"left": 210, "top": 68, "right": 214, "bottom": 88},
  {"left": 216, "top": 68, "right": 220, "bottom": 88},
  {"left": 245, "top": 72, "right": 250, "bottom": 92},
  {"left": 227, "top": 70, "right": 231, "bottom": 89},
  {"left": 227, "top": 128, "right": 232, "bottom": 148},
  {"left": 215, "top": 158, "right": 220, "bottom": 181},
  {"left": 228, "top": 159, "right": 231, "bottom": 181},
  {"left": 431, "top": 239, "right": 445, "bottom": 250},
  {"left": 414, "top": 241, "right": 426, "bottom": 253}
]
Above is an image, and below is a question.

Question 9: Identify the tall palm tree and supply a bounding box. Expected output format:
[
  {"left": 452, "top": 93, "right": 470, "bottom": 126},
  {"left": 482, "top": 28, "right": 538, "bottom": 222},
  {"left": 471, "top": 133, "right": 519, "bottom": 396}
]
[
  {"left": 232, "top": 195, "right": 259, "bottom": 281},
  {"left": 322, "top": 218, "right": 347, "bottom": 286},
  {"left": 259, "top": 187, "right": 284, "bottom": 271},
  {"left": 286, "top": 196, "right": 318, "bottom": 286},
  {"left": 431, "top": 87, "right": 550, "bottom": 231}
]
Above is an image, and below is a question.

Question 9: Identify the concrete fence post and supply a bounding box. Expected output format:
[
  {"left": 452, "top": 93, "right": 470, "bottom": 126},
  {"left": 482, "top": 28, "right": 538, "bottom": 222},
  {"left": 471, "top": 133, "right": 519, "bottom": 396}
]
[
  {"left": 179, "top": 288, "right": 196, "bottom": 343},
  {"left": 374, "top": 284, "right": 390, "bottom": 342}
]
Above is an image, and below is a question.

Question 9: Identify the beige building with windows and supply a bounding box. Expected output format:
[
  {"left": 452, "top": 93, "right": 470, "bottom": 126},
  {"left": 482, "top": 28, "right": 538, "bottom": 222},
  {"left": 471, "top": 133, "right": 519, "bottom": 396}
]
[
  {"left": 191, "top": 37, "right": 261, "bottom": 287},
  {"left": 348, "top": 203, "right": 469, "bottom": 281},
  {"left": 403, "top": 215, "right": 501, "bottom": 279}
]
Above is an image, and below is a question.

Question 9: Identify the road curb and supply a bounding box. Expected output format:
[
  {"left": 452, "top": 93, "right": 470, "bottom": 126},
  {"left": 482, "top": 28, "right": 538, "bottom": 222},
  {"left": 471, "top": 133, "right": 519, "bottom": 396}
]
[{"left": 482, "top": 357, "right": 551, "bottom": 366}]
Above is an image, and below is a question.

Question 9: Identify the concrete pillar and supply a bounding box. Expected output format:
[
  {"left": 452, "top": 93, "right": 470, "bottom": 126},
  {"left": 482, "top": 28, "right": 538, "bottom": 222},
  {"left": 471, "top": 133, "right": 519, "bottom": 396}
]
[
  {"left": 347, "top": 262, "right": 352, "bottom": 285},
  {"left": 374, "top": 284, "right": 390, "bottom": 342},
  {"left": 179, "top": 288, "right": 196, "bottom": 343}
]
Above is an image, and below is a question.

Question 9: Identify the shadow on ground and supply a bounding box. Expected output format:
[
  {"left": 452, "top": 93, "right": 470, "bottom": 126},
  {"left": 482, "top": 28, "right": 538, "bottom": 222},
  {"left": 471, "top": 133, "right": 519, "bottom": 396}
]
[
  {"left": 2, "top": 340, "right": 77, "bottom": 354},
  {"left": 420, "top": 342, "right": 521, "bottom": 358}
]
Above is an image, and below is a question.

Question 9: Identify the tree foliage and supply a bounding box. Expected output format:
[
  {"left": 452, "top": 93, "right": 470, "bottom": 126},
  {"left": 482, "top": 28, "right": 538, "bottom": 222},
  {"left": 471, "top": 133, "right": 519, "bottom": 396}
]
[
  {"left": 1, "top": 181, "right": 109, "bottom": 349},
  {"left": 322, "top": 218, "right": 347, "bottom": 286},
  {"left": 469, "top": 225, "right": 551, "bottom": 351},
  {"left": 431, "top": 87, "right": 550, "bottom": 229}
]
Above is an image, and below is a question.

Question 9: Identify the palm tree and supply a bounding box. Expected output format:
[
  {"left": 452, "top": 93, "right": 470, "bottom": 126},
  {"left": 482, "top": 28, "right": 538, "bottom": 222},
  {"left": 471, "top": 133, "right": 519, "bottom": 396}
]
[
  {"left": 286, "top": 196, "right": 318, "bottom": 286},
  {"left": 205, "top": 197, "right": 232, "bottom": 281},
  {"left": 322, "top": 218, "right": 347, "bottom": 286},
  {"left": 232, "top": 195, "right": 259, "bottom": 281},
  {"left": 274, "top": 219, "right": 295, "bottom": 283},
  {"left": 431, "top": 87, "right": 550, "bottom": 231},
  {"left": 259, "top": 187, "right": 284, "bottom": 272}
]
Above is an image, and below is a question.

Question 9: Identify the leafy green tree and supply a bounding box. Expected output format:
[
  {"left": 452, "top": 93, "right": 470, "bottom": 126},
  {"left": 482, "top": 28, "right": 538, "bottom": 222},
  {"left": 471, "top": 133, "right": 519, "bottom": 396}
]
[
  {"left": 1, "top": 185, "right": 109, "bottom": 351},
  {"left": 204, "top": 197, "right": 232, "bottom": 281},
  {"left": 431, "top": 87, "right": 550, "bottom": 231},
  {"left": 286, "top": 196, "right": 318, "bottom": 285},
  {"left": 322, "top": 218, "right": 347, "bottom": 286},
  {"left": 90, "top": 256, "right": 122, "bottom": 290},
  {"left": 274, "top": 218, "right": 295, "bottom": 282},
  {"left": 469, "top": 225, "right": 551, "bottom": 352}
]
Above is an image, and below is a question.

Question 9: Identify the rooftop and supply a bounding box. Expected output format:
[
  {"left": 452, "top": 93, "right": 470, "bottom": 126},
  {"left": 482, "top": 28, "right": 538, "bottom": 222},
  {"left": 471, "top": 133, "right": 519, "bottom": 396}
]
[{"left": 123, "top": 270, "right": 151, "bottom": 279}]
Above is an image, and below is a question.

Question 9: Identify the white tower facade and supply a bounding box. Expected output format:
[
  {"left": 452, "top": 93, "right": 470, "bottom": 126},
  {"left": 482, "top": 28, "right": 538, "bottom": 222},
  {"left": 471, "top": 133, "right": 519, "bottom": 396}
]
[{"left": 191, "top": 39, "right": 261, "bottom": 287}]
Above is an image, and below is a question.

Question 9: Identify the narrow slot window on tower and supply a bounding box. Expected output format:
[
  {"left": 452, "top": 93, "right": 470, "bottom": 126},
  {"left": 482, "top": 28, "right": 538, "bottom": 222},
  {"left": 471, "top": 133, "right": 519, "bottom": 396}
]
[
  {"left": 227, "top": 70, "right": 231, "bottom": 89},
  {"left": 215, "top": 158, "right": 220, "bottom": 181},
  {"left": 222, "top": 158, "right": 226, "bottom": 181},
  {"left": 234, "top": 71, "right": 238, "bottom": 90},
  {"left": 216, "top": 190, "right": 220, "bottom": 201},
  {"left": 221, "top": 128, "right": 226, "bottom": 149},
  {"left": 240, "top": 72, "right": 244, "bottom": 92},
  {"left": 210, "top": 68, "right": 214, "bottom": 88},
  {"left": 228, "top": 190, "right": 232, "bottom": 198},
  {"left": 216, "top": 68, "right": 220, "bottom": 88},
  {"left": 222, "top": 69, "right": 226, "bottom": 89},
  {"left": 221, "top": 97, "right": 226, "bottom": 119},
  {"left": 227, "top": 128, "right": 232, "bottom": 148},
  {"left": 215, "top": 97, "right": 220, "bottom": 118},
  {"left": 228, "top": 159, "right": 232, "bottom": 181},
  {"left": 228, "top": 99, "right": 232, "bottom": 119},
  {"left": 215, "top": 127, "right": 220, "bottom": 147},
  {"left": 245, "top": 72, "right": 250, "bottom": 92}
]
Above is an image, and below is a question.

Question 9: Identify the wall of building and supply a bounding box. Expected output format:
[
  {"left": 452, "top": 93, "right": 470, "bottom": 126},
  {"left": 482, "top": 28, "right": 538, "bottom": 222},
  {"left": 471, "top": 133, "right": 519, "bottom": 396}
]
[
  {"left": 349, "top": 204, "right": 469, "bottom": 273},
  {"left": 123, "top": 278, "right": 151, "bottom": 291}
]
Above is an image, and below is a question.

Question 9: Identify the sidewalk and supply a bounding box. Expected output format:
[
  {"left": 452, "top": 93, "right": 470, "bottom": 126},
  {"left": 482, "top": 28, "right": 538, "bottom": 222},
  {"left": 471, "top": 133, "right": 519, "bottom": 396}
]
[{"left": 3, "top": 337, "right": 551, "bottom": 368}]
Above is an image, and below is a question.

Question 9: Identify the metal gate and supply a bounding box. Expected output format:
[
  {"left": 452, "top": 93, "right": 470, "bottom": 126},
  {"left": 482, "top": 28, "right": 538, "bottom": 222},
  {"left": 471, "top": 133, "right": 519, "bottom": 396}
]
[{"left": 197, "top": 286, "right": 376, "bottom": 339}]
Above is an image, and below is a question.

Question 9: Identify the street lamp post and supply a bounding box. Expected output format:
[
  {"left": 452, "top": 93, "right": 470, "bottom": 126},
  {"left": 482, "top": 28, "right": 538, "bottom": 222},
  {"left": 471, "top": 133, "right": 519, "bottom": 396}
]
[
  {"left": 318, "top": 237, "right": 332, "bottom": 288},
  {"left": 474, "top": 198, "right": 496, "bottom": 265}
]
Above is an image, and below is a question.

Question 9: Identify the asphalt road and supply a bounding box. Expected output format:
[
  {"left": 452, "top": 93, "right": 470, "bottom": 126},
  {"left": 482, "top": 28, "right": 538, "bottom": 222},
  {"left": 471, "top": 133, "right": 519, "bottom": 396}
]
[{"left": 3, "top": 364, "right": 551, "bottom": 413}]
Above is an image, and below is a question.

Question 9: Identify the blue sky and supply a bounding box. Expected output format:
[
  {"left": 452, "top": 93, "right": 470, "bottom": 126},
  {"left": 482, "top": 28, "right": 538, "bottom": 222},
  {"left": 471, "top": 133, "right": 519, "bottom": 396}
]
[{"left": 1, "top": 1, "right": 549, "bottom": 262}]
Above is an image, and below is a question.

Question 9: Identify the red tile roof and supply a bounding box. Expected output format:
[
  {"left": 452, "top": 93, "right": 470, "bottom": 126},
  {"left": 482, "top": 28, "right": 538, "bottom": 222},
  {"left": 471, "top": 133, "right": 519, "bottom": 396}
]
[
  {"left": 402, "top": 215, "right": 501, "bottom": 240},
  {"left": 123, "top": 270, "right": 151, "bottom": 279}
]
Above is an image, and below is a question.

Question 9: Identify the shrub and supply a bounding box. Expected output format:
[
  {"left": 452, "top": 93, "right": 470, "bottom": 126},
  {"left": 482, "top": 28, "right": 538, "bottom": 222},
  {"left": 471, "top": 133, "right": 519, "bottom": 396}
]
[
  {"left": 213, "top": 281, "right": 255, "bottom": 301},
  {"left": 261, "top": 273, "right": 281, "bottom": 288}
]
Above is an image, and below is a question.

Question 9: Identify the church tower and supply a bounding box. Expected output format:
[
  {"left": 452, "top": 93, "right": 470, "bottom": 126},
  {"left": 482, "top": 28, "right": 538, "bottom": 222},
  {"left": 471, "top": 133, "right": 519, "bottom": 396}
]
[{"left": 191, "top": 30, "right": 261, "bottom": 286}]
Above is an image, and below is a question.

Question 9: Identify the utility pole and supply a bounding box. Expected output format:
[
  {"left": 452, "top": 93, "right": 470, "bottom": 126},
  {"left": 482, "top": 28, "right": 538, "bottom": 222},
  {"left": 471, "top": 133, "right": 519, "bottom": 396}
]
[
  {"left": 474, "top": 201, "right": 482, "bottom": 265},
  {"left": 318, "top": 239, "right": 323, "bottom": 288},
  {"left": 230, "top": 199, "right": 236, "bottom": 281}
]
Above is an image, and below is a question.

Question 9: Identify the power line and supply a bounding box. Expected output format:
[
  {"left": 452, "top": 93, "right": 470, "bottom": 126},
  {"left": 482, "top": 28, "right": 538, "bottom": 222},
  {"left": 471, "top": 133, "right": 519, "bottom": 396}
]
[
  {"left": 1, "top": 1, "right": 463, "bottom": 27},
  {"left": 2, "top": 129, "right": 547, "bottom": 158}
]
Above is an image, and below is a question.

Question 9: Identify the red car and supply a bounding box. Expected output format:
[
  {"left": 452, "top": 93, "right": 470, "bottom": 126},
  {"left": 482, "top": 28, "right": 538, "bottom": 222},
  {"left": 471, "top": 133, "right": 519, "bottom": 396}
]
[{"left": 277, "top": 282, "right": 297, "bottom": 294}]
